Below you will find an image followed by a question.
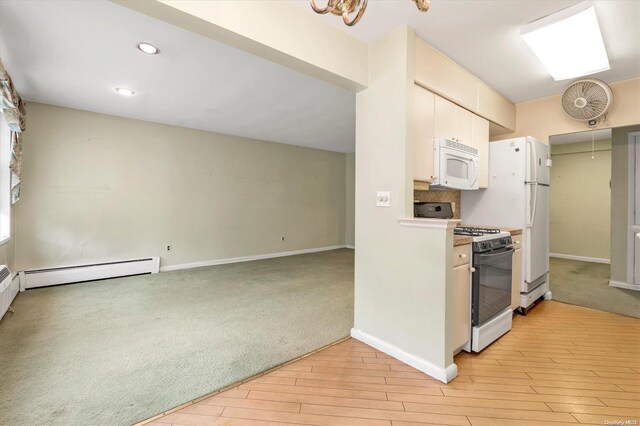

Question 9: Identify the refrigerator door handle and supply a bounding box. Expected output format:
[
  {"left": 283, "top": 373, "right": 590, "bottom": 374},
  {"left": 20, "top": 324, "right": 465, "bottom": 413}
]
[
  {"left": 526, "top": 139, "right": 538, "bottom": 183},
  {"left": 527, "top": 182, "right": 538, "bottom": 228}
]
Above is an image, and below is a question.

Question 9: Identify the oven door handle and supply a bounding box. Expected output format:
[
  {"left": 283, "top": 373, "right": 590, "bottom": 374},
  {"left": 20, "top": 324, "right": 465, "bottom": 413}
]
[{"left": 476, "top": 247, "right": 514, "bottom": 258}]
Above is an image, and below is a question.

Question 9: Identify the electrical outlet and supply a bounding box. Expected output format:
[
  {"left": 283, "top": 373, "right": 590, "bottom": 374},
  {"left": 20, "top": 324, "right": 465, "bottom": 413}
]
[
  {"left": 166, "top": 245, "right": 171, "bottom": 251},
  {"left": 281, "top": 236, "right": 285, "bottom": 242}
]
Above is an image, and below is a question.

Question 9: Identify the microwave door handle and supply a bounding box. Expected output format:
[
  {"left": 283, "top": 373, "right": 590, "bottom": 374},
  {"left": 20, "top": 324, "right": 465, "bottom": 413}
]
[{"left": 470, "top": 158, "right": 478, "bottom": 187}]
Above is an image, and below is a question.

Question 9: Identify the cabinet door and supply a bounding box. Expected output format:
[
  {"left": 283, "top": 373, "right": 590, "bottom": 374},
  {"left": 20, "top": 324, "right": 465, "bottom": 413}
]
[
  {"left": 454, "top": 106, "right": 473, "bottom": 145},
  {"left": 472, "top": 114, "right": 490, "bottom": 188},
  {"left": 511, "top": 248, "right": 522, "bottom": 310},
  {"left": 452, "top": 263, "right": 471, "bottom": 351},
  {"left": 434, "top": 95, "right": 456, "bottom": 140},
  {"left": 414, "top": 86, "right": 435, "bottom": 182}
]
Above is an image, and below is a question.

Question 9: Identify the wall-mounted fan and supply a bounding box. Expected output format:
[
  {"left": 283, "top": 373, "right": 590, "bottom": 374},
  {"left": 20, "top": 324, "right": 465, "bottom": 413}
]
[{"left": 561, "top": 79, "right": 613, "bottom": 128}]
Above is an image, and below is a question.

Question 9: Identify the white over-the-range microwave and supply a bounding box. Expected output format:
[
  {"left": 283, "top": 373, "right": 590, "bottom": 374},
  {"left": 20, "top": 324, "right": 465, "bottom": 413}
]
[{"left": 431, "top": 138, "right": 479, "bottom": 190}]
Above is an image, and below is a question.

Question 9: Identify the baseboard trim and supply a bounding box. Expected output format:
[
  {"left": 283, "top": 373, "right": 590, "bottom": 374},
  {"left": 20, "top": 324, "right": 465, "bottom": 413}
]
[
  {"left": 609, "top": 280, "right": 639, "bottom": 291},
  {"left": 351, "top": 328, "right": 457, "bottom": 384},
  {"left": 345, "top": 245, "right": 355, "bottom": 250},
  {"left": 160, "top": 245, "right": 347, "bottom": 272},
  {"left": 550, "top": 253, "right": 610, "bottom": 264}
]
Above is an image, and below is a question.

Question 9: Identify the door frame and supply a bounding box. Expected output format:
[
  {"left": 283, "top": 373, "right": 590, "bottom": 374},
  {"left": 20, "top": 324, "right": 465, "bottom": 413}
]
[{"left": 627, "top": 132, "right": 640, "bottom": 286}]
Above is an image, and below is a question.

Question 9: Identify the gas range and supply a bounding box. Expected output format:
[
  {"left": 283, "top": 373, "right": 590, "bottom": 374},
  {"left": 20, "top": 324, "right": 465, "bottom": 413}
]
[{"left": 456, "top": 226, "right": 515, "bottom": 354}]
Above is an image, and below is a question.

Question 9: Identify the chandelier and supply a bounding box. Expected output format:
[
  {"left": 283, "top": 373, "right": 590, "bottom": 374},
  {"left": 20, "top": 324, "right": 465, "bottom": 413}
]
[{"left": 310, "top": 0, "right": 431, "bottom": 27}]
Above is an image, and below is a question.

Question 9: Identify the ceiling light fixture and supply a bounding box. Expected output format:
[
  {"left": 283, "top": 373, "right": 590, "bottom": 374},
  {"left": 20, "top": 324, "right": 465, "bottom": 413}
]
[
  {"left": 115, "top": 87, "right": 135, "bottom": 97},
  {"left": 136, "top": 42, "right": 160, "bottom": 55},
  {"left": 310, "top": 0, "right": 430, "bottom": 27},
  {"left": 520, "top": 1, "right": 609, "bottom": 81}
]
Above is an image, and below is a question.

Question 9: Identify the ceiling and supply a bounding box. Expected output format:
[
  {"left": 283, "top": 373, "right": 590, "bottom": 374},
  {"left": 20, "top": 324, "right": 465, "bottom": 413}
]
[
  {"left": 0, "top": 0, "right": 356, "bottom": 153},
  {"left": 550, "top": 128, "right": 611, "bottom": 144},
  {"left": 1, "top": 1, "right": 638, "bottom": 154},
  {"left": 294, "top": 0, "right": 640, "bottom": 103}
]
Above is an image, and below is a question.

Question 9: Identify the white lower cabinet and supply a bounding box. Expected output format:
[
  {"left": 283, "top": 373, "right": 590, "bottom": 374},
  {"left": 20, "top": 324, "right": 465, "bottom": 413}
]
[{"left": 452, "top": 244, "right": 471, "bottom": 352}]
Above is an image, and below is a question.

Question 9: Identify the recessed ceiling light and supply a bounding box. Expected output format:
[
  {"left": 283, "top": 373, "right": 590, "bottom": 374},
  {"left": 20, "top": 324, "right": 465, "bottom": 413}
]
[
  {"left": 520, "top": 1, "right": 609, "bottom": 81},
  {"left": 115, "top": 87, "right": 135, "bottom": 97},
  {"left": 136, "top": 42, "right": 160, "bottom": 55}
]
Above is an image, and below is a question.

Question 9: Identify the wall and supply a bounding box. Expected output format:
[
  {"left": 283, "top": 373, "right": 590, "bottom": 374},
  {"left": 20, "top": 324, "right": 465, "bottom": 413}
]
[
  {"left": 549, "top": 140, "right": 611, "bottom": 261},
  {"left": 354, "top": 26, "right": 454, "bottom": 381},
  {"left": 345, "top": 153, "right": 355, "bottom": 247},
  {"left": 611, "top": 125, "right": 640, "bottom": 283},
  {"left": 493, "top": 78, "right": 640, "bottom": 144},
  {"left": 16, "top": 102, "right": 347, "bottom": 271}
]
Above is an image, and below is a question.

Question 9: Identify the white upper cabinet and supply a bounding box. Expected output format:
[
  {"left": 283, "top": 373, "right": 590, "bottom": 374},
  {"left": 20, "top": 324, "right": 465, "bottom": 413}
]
[
  {"left": 471, "top": 114, "right": 490, "bottom": 188},
  {"left": 414, "top": 86, "right": 435, "bottom": 182},
  {"left": 414, "top": 37, "right": 516, "bottom": 132},
  {"left": 414, "top": 38, "right": 478, "bottom": 113},
  {"left": 434, "top": 95, "right": 456, "bottom": 141},
  {"left": 454, "top": 106, "right": 473, "bottom": 145},
  {"left": 434, "top": 94, "right": 473, "bottom": 145}
]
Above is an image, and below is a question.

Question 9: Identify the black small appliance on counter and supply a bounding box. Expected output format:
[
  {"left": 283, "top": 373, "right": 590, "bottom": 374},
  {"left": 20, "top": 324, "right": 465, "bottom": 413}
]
[{"left": 413, "top": 202, "right": 454, "bottom": 219}]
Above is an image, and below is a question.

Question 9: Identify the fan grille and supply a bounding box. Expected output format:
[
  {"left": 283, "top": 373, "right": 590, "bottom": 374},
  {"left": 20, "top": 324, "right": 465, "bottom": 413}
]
[{"left": 561, "top": 79, "right": 612, "bottom": 121}]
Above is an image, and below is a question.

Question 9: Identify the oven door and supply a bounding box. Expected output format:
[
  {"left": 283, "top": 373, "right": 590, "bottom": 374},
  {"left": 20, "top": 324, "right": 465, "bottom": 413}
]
[
  {"left": 441, "top": 149, "right": 479, "bottom": 190},
  {"left": 472, "top": 247, "right": 514, "bottom": 326}
]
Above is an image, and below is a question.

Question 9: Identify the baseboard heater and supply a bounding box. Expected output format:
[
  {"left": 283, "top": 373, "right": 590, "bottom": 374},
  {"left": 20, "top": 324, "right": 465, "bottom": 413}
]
[
  {"left": 21, "top": 257, "right": 160, "bottom": 290},
  {"left": 0, "top": 266, "right": 19, "bottom": 320}
]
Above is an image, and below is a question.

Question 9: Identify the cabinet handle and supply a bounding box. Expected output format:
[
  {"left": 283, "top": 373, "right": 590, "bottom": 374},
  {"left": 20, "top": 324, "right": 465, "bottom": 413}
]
[
  {"left": 469, "top": 267, "right": 476, "bottom": 272},
  {"left": 459, "top": 253, "right": 467, "bottom": 259}
]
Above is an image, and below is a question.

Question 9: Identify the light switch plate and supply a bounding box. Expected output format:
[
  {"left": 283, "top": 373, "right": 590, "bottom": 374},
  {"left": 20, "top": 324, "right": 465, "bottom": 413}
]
[{"left": 376, "top": 191, "right": 391, "bottom": 207}]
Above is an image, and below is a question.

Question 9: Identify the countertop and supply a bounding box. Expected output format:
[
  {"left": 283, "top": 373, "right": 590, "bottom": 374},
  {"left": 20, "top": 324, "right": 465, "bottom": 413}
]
[
  {"left": 500, "top": 226, "right": 523, "bottom": 236},
  {"left": 453, "top": 235, "right": 473, "bottom": 246}
]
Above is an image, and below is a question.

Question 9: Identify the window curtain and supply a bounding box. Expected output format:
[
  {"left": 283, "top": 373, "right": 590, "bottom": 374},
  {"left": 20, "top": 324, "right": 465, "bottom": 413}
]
[{"left": 0, "top": 59, "right": 25, "bottom": 203}]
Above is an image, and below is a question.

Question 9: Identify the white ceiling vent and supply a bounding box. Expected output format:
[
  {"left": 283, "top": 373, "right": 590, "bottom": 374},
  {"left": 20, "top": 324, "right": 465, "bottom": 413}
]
[{"left": 561, "top": 79, "right": 613, "bottom": 127}]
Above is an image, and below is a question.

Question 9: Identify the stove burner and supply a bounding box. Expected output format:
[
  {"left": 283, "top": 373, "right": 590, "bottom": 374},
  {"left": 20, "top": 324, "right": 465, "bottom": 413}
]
[
  {"left": 454, "top": 226, "right": 501, "bottom": 236},
  {"left": 453, "top": 229, "right": 483, "bottom": 236}
]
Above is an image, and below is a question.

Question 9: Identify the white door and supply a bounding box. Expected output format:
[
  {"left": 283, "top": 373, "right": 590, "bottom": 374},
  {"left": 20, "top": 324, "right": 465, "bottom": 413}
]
[{"left": 633, "top": 134, "right": 640, "bottom": 285}]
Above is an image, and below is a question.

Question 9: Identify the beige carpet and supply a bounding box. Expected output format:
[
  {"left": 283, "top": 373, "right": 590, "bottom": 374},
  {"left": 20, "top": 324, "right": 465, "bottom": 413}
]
[
  {"left": 549, "top": 257, "right": 640, "bottom": 318},
  {"left": 0, "top": 249, "right": 354, "bottom": 425}
]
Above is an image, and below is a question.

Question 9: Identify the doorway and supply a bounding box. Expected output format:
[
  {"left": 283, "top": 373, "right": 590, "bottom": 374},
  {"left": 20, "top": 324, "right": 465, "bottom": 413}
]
[
  {"left": 629, "top": 132, "right": 640, "bottom": 286},
  {"left": 548, "top": 127, "right": 640, "bottom": 318}
]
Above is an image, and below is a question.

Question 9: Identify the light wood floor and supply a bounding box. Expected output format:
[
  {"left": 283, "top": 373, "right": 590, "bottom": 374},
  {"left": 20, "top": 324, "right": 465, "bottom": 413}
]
[{"left": 145, "top": 301, "right": 640, "bottom": 425}]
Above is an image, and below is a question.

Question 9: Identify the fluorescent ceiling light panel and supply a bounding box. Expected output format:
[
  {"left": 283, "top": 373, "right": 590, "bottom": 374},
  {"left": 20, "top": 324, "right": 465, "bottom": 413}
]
[{"left": 521, "top": 1, "right": 609, "bottom": 81}]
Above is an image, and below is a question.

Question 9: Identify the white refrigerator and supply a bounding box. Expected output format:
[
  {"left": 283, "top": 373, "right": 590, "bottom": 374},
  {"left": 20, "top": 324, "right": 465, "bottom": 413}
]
[{"left": 461, "top": 136, "right": 551, "bottom": 310}]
